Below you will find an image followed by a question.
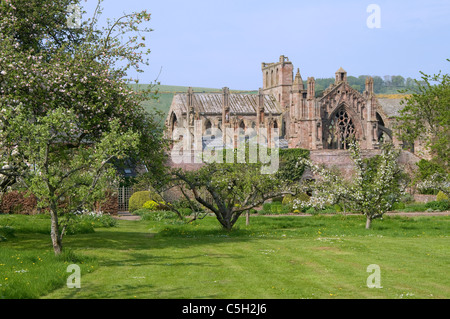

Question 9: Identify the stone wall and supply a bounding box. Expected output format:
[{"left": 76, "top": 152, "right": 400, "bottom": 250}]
[
  {"left": 310, "top": 149, "right": 421, "bottom": 179},
  {"left": 413, "top": 194, "right": 436, "bottom": 203}
]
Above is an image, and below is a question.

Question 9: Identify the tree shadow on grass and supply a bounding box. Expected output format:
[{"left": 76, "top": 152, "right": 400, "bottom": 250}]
[
  {"left": 97, "top": 251, "right": 243, "bottom": 269},
  {"left": 62, "top": 227, "right": 258, "bottom": 252}
]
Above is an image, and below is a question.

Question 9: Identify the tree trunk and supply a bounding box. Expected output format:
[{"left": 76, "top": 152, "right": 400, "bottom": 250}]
[
  {"left": 50, "top": 209, "right": 63, "bottom": 255},
  {"left": 365, "top": 216, "right": 372, "bottom": 230},
  {"left": 246, "top": 211, "right": 250, "bottom": 226}
]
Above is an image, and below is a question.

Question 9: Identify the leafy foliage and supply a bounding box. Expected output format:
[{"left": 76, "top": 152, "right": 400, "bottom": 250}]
[
  {"left": 296, "top": 141, "right": 403, "bottom": 228},
  {"left": 128, "top": 191, "right": 162, "bottom": 213},
  {"left": 436, "top": 191, "right": 449, "bottom": 202},
  {"left": 425, "top": 200, "right": 450, "bottom": 211},
  {"left": 395, "top": 62, "right": 450, "bottom": 172},
  {"left": 0, "top": 0, "right": 166, "bottom": 254},
  {"left": 149, "top": 146, "right": 306, "bottom": 230},
  {"left": 277, "top": 148, "right": 310, "bottom": 182}
]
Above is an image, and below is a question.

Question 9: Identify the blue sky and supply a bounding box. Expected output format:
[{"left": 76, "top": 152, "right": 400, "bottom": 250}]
[{"left": 81, "top": 0, "right": 450, "bottom": 90}]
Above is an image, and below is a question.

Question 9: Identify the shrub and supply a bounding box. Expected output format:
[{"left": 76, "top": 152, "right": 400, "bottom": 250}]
[
  {"left": 282, "top": 193, "right": 310, "bottom": 212},
  {"left": 177, "top": 208, "right": 192, "bottom": 216},
  {"left": 128, "top": 191, "right": 162, "bottom": 213},
  {"left": 138, "top": 210, "right": 180, "bottom": 222},
  {"left": 272, "top": 197, "right": 283, "bottom": 203},
  {"left": 1, "top": 191, "right": 38, "bottom": 215},
  {"left": 400, "top": 193, "right": 415, "bottom": 204},
  {"left": 79, "top": 212, "right": 118, "bottom": 228},
  {"left": 143, "top": 200, "right": 160, "bottom": 211},
  {"left": 171, "top": 199, "right": 204, "bottom": 214},
  {"left": 392, "top": 202, "right": 406, "bottom": 210},
  {"left": 262, "top": 202, "right": 272, "bottom": 212},
  {"left": 282, "top": 195, "right": 293, "bottom": 206},
  {"left": 436, "top": 191, "right": 449, "bottom": 202},
  {"left": 425, "top": 200, "right": 450, "bottom": 211},
  {"left": 95, "top": 191, "right": 118, "bottom": 215},
  {"left": 260, "top": 202, "right": 290, "bottom": 215},
  {"left": 65, "top": 220, "right": 95, "bottom": 235},
  {"left": 282, "top": 193, "right": 310, "bottom": 205},
  {"left": 63, "top": 211, "right": 117, "bottom": 234},
  {"left": 401, "top": 203, "right": 428, "bottom": 212}
]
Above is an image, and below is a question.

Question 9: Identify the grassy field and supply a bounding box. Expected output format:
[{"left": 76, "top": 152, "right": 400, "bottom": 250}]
[{"left": 1, "top": 213, "right": 449, "bottom": 299}]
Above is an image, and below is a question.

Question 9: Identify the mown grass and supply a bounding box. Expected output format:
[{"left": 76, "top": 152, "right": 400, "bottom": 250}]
[
  {"left": 0, "top": 246, "right": 96, "bottom": 299},
  {"left": 1, "top": 213, "right": 449, "bottom": 299}
]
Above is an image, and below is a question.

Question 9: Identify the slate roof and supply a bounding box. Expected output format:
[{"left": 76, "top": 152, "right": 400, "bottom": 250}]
[
  {"left": 170, "top": 93, "right": 282, "bottom": 115},
  {"left": 377, "top": 98, "right": 404, "bottom": 117}
]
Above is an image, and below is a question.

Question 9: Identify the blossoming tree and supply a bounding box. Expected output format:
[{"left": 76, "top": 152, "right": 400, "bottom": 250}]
[
  {"left": 294, "top": 141, "right": 403, "bottom": 229},
  {"left": 0, "top": 0, "right": 166, "bottom": 254}
]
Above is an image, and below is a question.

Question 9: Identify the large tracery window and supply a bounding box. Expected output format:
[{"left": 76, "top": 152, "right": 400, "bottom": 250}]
[{"left": 327, "top": 108, "right": 356, "bottom": 149}]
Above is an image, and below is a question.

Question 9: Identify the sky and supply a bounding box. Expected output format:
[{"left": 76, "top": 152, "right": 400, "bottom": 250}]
[{"left": 80, "top": 0, "right": 450, "bottom": 90}]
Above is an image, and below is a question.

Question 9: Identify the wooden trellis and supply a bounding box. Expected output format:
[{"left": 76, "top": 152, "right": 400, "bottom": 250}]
[{"left": 118, "top": 186, "right": 134, "bottom": 212}]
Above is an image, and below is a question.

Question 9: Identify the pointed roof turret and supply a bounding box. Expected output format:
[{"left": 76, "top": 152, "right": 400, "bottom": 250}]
[
  {"left": 335, "top": 67, "right": 347, "bottom": 83},
  {"left": 292, "top": 68, "right": 304, "bottom": 91}
]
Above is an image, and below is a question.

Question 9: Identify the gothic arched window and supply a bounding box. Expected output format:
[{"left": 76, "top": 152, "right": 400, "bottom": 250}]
[{"left": 328, "top": 108, "right": 356, "bottom": 149}]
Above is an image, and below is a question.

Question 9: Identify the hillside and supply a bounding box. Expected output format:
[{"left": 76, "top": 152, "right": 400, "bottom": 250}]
[
  {"left": 132, "top": 84, "right": 257, "bottom": 121},
  {"left": 132, "top": 84, "right": 408, "bottom": 123}
]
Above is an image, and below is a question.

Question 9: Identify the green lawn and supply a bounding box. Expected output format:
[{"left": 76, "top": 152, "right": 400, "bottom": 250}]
[{"left": 1, "top": 214, "right": 449, "bottom": 299}]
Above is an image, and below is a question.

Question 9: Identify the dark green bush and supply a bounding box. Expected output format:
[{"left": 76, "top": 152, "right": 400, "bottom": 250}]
[
  {"left": 262, "top": 203, "right": 272, "bottom": 212},
  {"left": 392, "top": 202, "right": 406, "bottom": 210},
  {"left": 425, "top": 200, "right": 450, "bottom": 211},
  {"left": 65, "top": 220, "right": 95, "bottom": 235}
]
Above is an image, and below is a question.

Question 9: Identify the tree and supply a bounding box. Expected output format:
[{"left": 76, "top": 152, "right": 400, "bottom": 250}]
[
  {"left": 395, "top": 62, "right": 450, "bottom": 172},
  {"left": 295, "top": 141, "right": 403, "bottom": 229},
  {"left": 3, "top": 106, "right": 139, "bottom": 254},
  {"left": 171, "top": 163, "right": 299, "bottom": 231},
  {"left": 0, "top": 0, "right": 165, "bottom": 254},
  {"left": 372, "top": 76, "right": 384, "bottom": 93},
  {"left": 391, "top": 75, "right": 405, "bottom": 88},
  {"left": 147, "top": 147, "right": 306, "bottom": 231}
]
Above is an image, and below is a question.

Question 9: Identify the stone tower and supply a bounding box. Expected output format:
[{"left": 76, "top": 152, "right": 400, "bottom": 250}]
[{"left": 261, "top": 55, "right": 293, "bottom": 110}]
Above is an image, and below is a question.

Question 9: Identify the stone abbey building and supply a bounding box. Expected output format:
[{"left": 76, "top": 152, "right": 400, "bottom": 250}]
[{"left": 166, "top": 55, "right": 421, "bottom": 159}]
